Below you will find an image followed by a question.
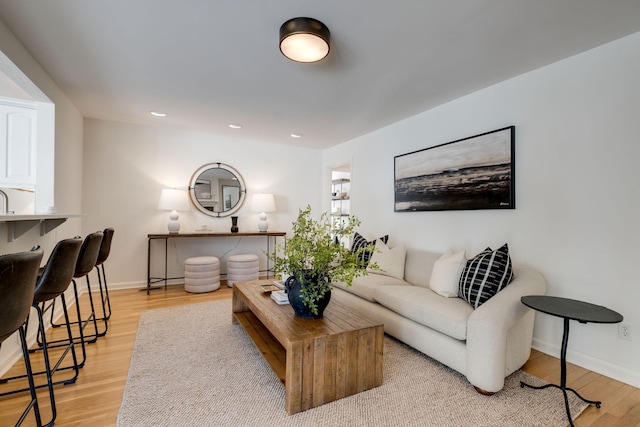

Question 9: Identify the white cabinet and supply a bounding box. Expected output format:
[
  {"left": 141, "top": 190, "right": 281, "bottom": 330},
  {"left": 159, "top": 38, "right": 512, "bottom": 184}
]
[{"left": 0, "top": 100, "right": 37, "bottom": 187}]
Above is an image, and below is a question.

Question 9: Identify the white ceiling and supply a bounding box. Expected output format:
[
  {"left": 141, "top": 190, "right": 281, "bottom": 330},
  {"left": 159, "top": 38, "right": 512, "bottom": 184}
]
[{"left": 1, "top": 1, "right": 640, "bottom": 149}]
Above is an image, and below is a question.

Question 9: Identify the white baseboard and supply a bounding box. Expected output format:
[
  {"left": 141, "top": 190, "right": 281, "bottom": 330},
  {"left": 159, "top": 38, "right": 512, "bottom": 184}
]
[
  {"left": 108, "top": 280, "right": 147, "bottom": 291},
  {"left": 108, "top": 279, "right": 184, "bottom": 291},
  {"left": 532, "top": 337, "right": 640, "bottom": 388}
]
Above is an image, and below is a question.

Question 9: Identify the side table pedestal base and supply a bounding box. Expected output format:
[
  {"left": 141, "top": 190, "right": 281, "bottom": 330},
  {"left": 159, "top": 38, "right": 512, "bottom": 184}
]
[{"left": 520, "top": 381, "right": 600, "bottom": 427}]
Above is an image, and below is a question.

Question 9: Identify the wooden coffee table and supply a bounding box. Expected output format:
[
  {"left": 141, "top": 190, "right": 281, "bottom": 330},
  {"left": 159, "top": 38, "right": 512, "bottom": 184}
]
[{"left": 232, "top": 280, "right": 384, "bottom": 414}]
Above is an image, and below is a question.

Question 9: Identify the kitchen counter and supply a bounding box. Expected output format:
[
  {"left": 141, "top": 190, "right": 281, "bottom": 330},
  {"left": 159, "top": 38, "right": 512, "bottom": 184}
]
[{"left": 0, "top": 214, "right": 82, "bottom": 241}]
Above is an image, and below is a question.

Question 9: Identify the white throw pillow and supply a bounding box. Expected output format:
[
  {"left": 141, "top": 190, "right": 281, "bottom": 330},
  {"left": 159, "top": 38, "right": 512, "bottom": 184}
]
[
  {"left": 366, "top": 240, "right": 406, "bottom": 280},
  {"left": 429, "top": 250, "right": 467, "bottom": 298}
]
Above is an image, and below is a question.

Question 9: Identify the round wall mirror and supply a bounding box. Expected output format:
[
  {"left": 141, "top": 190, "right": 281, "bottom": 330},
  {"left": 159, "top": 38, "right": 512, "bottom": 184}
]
[{"left": 188, "top": 163, "right": 246, "bottom": 217}]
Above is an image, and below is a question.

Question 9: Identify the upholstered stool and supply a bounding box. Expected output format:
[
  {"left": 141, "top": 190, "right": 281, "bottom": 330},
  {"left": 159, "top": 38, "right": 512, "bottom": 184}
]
[
  {"left": 184, "top": 256, "right": 220, "bottom": 293},
  {"left": 227, "top": 254, "right": 259, "bottom": 287}
]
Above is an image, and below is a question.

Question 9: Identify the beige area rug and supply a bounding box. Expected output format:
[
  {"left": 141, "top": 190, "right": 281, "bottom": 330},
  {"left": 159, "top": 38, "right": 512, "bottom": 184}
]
[{"left": 117, "top": 300, "right": 587, "bottom": 426}]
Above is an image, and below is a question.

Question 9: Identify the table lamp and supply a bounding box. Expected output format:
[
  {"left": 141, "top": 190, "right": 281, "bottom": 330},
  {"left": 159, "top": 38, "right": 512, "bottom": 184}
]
[
  {"left": 251, "top": 193, "right": 276, "bottom": 232},
  {"left": 157, "top": 189, "right": 190, "bottom": 233}
]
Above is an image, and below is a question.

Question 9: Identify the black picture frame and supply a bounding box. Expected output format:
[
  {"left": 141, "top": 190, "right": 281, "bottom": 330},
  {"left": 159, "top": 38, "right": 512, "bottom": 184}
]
[{"left": 394, "top": 126, "right": 515, "bottom": 212}]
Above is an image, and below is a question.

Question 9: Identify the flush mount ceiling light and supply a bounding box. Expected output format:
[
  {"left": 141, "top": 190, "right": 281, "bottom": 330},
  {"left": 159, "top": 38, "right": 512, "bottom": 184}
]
[
  {"left": 150, "top": 111, "right": 167, "bottom": 117},
  {"left": 279, "top": 17, "right": 330, "bottom": 63}
]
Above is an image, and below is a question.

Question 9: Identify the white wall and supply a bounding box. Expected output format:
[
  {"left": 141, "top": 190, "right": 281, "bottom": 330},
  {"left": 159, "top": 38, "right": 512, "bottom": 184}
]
[
  {"left": 324, "top": 32, "right": 640, "bottom": 387},
  {"left": 81, "top": 119, "right": 323, "bottom": 287}
]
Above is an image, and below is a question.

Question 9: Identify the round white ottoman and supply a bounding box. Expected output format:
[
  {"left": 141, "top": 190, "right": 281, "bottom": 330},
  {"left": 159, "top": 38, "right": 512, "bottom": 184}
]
[
  {"left": 227, "top": 254, "right": 259, "bottom": 287},
  {"left": 184, "top": 256, "right": 220, "bottom": 293}
]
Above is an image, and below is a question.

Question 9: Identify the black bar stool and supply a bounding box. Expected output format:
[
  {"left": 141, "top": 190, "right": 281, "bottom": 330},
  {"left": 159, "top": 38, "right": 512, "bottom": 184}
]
[
  {"left": 48, "top": 231, "right": 103, "bottom": 364},
  {"left": 0, "top": 247, "right": 44, "bottom": 427},
  {"left": 94, "top": 227, "right": 114, "bottom": 335},
  {"left": 1, "top": 237, "right": 83, "bottom": 426}
]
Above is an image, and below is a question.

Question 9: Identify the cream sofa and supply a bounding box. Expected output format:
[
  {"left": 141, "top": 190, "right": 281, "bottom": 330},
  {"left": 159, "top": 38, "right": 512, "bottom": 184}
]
[{"left": 331, "top": 247, "right": 546, "bottom": 394}]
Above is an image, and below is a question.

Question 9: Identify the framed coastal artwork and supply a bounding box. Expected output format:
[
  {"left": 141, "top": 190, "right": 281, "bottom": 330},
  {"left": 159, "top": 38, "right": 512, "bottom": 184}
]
[{"left": 394, "top": 126, "right": 515, "bottom": 212}]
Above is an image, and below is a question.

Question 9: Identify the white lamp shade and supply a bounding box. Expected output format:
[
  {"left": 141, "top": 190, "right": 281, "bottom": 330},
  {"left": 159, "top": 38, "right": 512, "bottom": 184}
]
[
  {"left": 251, "top": 193, "right": 276, "bottom": 213},
  {"left": 157, "top": 189, "right": 190, "bottom": 211}
]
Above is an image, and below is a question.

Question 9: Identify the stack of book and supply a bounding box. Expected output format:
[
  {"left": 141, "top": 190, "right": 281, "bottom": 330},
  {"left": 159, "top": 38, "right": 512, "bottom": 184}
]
[{"left": 271, "top": 290, "right": 289, "bottom": 305}]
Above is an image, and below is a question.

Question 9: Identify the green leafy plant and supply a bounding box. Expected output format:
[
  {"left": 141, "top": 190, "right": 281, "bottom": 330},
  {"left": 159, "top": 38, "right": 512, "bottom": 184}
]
[{"left": 269, "top": 205, "right": 376, "bottom": 315}]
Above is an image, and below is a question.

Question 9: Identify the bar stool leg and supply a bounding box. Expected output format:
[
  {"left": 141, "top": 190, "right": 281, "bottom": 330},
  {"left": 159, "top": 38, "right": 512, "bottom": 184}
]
[{"left": 16, "top": 326, "right": 43, "bottom": 427}]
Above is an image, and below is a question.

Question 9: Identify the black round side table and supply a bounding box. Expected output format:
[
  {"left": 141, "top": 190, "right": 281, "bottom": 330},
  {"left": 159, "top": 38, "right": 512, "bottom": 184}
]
[{"left": 520, "top": 295, "right": 623, "bottom": 427}]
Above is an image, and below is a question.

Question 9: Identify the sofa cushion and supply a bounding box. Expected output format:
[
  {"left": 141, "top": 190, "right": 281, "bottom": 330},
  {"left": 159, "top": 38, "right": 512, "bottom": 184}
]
[
  {"left": 374, "top": 285, "right": 473, "bottom": 340},
  {"left": 459, "top": 243, "right": 513, "bottom": 309},
  {"left": 403, "top": 249, "right": 441, "bottom": 288},
  {"left": 429, "top": 250, "right": 467, "bottom": 297},
  {"left": 332, "top": 273, "right": 408, "bottom": 302},
  {"left": 351, "top": 232, "right": 389, "bottom": 266},
  {"left": 366, "top": 240, "right": 406, "bottom": 279}
]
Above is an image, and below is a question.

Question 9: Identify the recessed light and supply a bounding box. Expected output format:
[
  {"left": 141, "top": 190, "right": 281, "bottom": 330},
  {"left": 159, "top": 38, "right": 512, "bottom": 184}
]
[
  {"left": 150, "top": 111, "right": 167, "bottom": 117},
  {"left": 229, "top": 123, "right": 243, "bottom": 129},
  {"left": 291, "top": 133, "right": 303, "bottom": 138}
]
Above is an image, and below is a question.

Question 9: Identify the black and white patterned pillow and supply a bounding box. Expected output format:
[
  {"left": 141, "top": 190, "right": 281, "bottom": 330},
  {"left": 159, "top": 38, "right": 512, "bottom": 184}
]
[
  {"left": 458, "top": 243, "right": 513, "bottom": 309},
  {"left": 351, "top": 232, "right": 389, "bottom": 266}
]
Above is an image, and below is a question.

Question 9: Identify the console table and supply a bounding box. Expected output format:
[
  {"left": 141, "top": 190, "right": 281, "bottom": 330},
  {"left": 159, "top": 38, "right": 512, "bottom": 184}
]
[
  {"left": 146, "top": 232, "right": 285, "bottom": 294},
  {"left": 520, "top": 295, "right": 623, "bottom": 427}
]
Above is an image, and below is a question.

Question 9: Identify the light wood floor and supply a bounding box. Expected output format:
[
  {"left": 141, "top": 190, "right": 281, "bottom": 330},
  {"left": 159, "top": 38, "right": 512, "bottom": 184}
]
[{"left": 0, "top": 285, "right": 638, "bottom": 426}]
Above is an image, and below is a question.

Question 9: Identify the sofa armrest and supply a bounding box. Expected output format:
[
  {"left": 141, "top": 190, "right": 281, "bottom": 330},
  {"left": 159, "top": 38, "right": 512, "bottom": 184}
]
[{"left": 465, "top": 267, "right": 546, "bottom": 392}]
